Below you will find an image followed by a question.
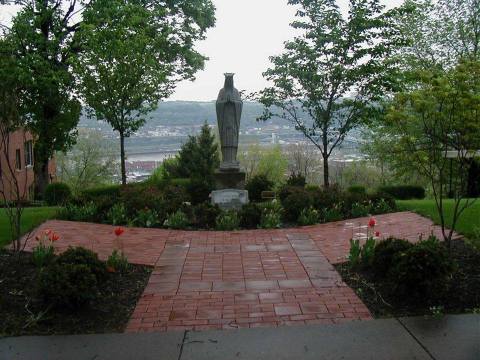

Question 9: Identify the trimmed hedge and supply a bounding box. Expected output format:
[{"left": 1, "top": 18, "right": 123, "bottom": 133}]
[
  {"left": 79, "top": 184, "right": 122, "bottom": 202},
  {"left": 44, "top": 183, "right": 72, "bottom": 206},
  {"left": 378, "top": 185, "right": 425, "bottom": 200}
]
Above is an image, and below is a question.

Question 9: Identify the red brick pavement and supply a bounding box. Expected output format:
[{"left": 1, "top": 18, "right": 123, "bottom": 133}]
[{"left": 23, "top": 212, "right": 451, "bottom": 333}]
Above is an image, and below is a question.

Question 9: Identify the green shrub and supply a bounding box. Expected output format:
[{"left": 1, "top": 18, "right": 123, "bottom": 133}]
[
  {"left": 311, "top": 185, "right": 345, "bottom": 210},
  {"left": 286, "top": 173, "right": 306, "bottom": 187},
  {"left": 259, "top": 201, "right": 283, "bottom": 229},
  {"left": 58, "top": 202, "right": 97, "bottom": 222},
  {"left": 347, "top": 185, "right": 366, "bottom": 195},
  {"left": 161, "top": 185, "right": 190, "bottom": 214},
  {"left": 215, "top": 211, "right": 240, "bottom": 231},
  {"left": 322, "top": 206, "right": 343, "bottom": 222},
  {"left": 119, "top": 184, "right": 166, "bottom": 217},
  {"left": 239, "top": 203, "right": 262, "bottom": 229},
  {"left": 38, "top": 263, "right": 99, "bottom": 308},
  {"left": 134, "top": 208, "right": 159, "bottom": 228},
  {"left": 368, "top": 192, "right": 396, "bottom": 213},
  {"left": 281, "top": 188, "right": 313, "bottom": 222},
  {"left": 106, "top": 203, "right": 128, "bottom": 225},
  {"left": 193, "top": 203, "right": 220, "bottom": 229},
  {"left": 44, "top": 183, "right": 72, "bottom": 206},
  {"left": 371, "top": 238, "right": 413, "bottom": 278},
  {"left": 106, "top": 250, "right": 129, "bottom": 273},
  {"left": 298, "top": 206, "right": 320, "bottom": 226},
  {"left": 389, "top": 237, "right": 455, "bottom": 299},
  {"left": 350, "top": 202, "right": 370, "bottom": 218},
  {"left": 246, "top": 174, "right": 274, "bottom": 202},
  {"left": 164, "top": 210, "right": 190, "bottom": 229},
  {"left": 56, "top": 247, "right": 107, "bottom": 281},
  {"left": 80, "top": 185, "right": 121, "bottom": 203},
  {"left": 378, "top": 185, "right": 426, "bottom": 200},
  {"left": 187, "top": 179, "right": 214, "bottom": 205}
]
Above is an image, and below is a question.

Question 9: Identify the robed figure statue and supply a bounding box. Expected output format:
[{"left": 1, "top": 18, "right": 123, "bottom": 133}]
[{"left": 216, "top": 73, "right": 243, "bottom": 170}]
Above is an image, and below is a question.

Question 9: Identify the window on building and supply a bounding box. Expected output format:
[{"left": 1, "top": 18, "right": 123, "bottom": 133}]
[
  {"left": 24, "top": 140, "right": 34, "bottom": 167},
  {"left": 15, "top": 149, "right": 21, "bottom": 170}
]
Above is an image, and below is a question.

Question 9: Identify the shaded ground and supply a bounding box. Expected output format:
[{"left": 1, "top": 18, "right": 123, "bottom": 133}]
[
  {"left": 0, "top": 250, "right": 151, "bottom": 337},
  {"left": 336, "top": 239, "right": 480, "bottom": 318},
  {"left": 397, "top": 199, "right": 480, "bottom": 239},
  {"left": 0, "top": 207, "right": 59, "bottom": 247}
]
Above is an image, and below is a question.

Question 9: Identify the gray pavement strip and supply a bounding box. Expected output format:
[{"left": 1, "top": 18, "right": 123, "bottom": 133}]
[
  {"left": 181, "top": 319, "right": 431, "bottom": 360},
  {"left": 400, "top": 314, "right": 480, "bottom": 360},
  {"left": 0, "top": 332, "right": 184, "bottom": 360}
]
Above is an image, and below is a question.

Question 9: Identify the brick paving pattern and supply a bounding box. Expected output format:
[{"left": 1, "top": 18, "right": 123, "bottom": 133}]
[{"left": 24, "top": 212, "right": 451, "bottom": 332}]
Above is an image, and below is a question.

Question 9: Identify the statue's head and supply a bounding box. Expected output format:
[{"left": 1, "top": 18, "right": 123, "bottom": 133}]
[{"left": 224, "top": 73, "right": 235, "bottom": 89}]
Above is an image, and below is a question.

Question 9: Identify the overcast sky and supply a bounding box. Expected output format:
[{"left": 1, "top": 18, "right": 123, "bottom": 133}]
[{"left": 0, "top": 0, "right": 404, "bottom": 101}]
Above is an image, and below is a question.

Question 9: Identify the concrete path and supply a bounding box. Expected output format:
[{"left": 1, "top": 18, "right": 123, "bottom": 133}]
[
  {"left": 21, "top": 212, "right": 450, "bottom": 333},
  {"left": 1, "top": 315, "right": 478, "bottom": 360}
]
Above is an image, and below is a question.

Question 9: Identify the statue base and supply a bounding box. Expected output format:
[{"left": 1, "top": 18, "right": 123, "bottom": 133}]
[
  {"left": 214, "top": 168, "right": 246, "bottom": 190},
  {"left": 211, "top": 189, "right": 249, "bottom": 210}
]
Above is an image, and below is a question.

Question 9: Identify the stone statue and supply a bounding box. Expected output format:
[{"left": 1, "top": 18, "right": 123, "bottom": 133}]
[{"left": 216, "top": 73, "right": 243, "bottom": 170}]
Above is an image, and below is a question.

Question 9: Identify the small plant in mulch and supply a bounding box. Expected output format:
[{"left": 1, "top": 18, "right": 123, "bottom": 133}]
[
  {"left": 0, "top": 228, "right": 151, "bottom": 337},
  {"left": 338, "top": 229, "right": 480, "bottom": 318}
]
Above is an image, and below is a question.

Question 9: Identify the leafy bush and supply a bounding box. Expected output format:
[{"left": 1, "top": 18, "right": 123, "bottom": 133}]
[
  {"left": 286, "top": 173, "right": 306, "bottom": 187},
  {"left": 298, "top": 206, "right": 320, "bottom": 226},
  {"left": 281, "top": 188, "right": 313, "bottom": 222},
  {"left": 38, "top": 263, "right": 99, "bottom": 308},
  {"left": 239, "top": 203, "right": 262, "bottom": 229},
  {"left": 134, "top": 208, "right": 159, "bottom": 228},
  {"left": 187, "top": 179, "right": 214, "bottom": 205},
  {"left": 79, "top": 185, "right": 121, "bottom": 203},
  {"left": 119, "top": 184, "right": 166, "bottom": 217},
  {"left": 371, "top": 238, "right": 413, "bottom": 278},
  {"left": 378, "top": 185, "right": 426, "bottom": 200},
  {"left": 164, "top": 210, "right": 190, "bottom": 229},
  {"left": 106, "top": 250, "right": 129, "bottom": 273},
  {"left": 368, "top": 192, "right": 396, "bottom": 213},
  {"left": 347, "top": 185, "right": 367, "bottom": 195},
  {"left": 215, "top": 210, "right": 240, "bottom": 231},
  {"left": 322, "top": 205, "right": 344, "bottom": 222},
  {"left": 193, "top": 203, "right": 220, "bottom": 229},
  {"left": 56, "top": 247, "right": 107, "bottom": 281},
  {"left": 58, "top": 202, "right": 97, "bottom": 222},
  {"left": 44, "top": 183, "right": 72, "bottom": 206},
  {"left": 246, "top": 174, "right": 274, "bottom": 202},
  {"left": 161, "top": 185, "right": 190, "bottom": 214},
  {"left": 310, "top": 185, "right": 345, "bottom": 210},
  {"left": 389, "top": 237, "right": 455, "bottom": 299},
  {"left": 350, "top": 202, "right": 370, "bottom": 218},
  {"left": 259, "top": 201, "right": 283, "bottom": 229},
  {"left": 106, "top": 203, "right": 128, "bottom": 225}
]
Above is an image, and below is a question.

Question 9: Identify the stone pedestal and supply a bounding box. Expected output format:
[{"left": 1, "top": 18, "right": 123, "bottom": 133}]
[{"left": 214, "top": 169, "right": 246, "bottom": 190}]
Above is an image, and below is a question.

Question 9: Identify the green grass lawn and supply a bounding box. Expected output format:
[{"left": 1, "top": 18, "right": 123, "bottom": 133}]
[
  {"left": 0, "top": 207, "right": 59, "bottom": 247},
  {"left": 397, "top": 199, "right": 480, "bottom": 239}
]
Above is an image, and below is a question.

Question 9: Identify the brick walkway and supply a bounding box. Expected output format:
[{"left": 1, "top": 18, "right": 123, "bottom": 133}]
[{"left": 25, "top": 212, "right": 449, "bottom": 333}]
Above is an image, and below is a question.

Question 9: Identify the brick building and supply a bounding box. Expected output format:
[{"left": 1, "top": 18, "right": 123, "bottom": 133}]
[{"left": 0, "top": 129, "right": 56, "bottom": 201}]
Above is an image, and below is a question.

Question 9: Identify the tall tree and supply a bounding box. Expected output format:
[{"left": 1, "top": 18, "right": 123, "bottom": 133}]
[
  {"left": 0, "top": 37, "right": 29, "bottom": 251},
  {"left": 257, "top": 0, "right": 410, "bottom": 187},
  {"left": 399, "top": 0, "right": 480, "bottom": 72},
  {"left": 76, "top": 0, "right": 215, "bottom": 185},
  {"left": 385, "top": 60, "right": 480, "bottom": 248},
  {"left": 5, "top": 1, "right": 85, "bottom": 197}
]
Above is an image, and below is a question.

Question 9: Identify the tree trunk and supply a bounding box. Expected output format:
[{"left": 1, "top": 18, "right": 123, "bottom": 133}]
[
  {"left": 34, "top": 157, "right": 50, "bottom": 199},
  {"left": 120, "top": 131, "right": 127, "bottom": 185},
  {"left": 323, "top": 154, "right": 330, "bottom": 187}
]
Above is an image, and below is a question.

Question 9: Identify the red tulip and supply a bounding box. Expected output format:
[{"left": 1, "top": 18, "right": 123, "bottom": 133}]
[
  {"left": 114, "top": 227, "right": 125, "bottom": 237},
  {"left": 368, "top": 217, "right": 376, "bottom": 228},
  {"left": 50, "top": 233, "right": 60, "bottom": 242},
  {"left": 44, "top": 229, "right": 52, "bottom": 236},
  {"left": 375, "top": 231, "right": 380, "bottom": 237}
]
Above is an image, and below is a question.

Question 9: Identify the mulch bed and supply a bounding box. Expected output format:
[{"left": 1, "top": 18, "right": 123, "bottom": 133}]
[
  {"left": 0, "top": 250, "right": 151, "bottom": 337},
  {"left": 335, "top": 239, "right": 480, "bottom": 318}
]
